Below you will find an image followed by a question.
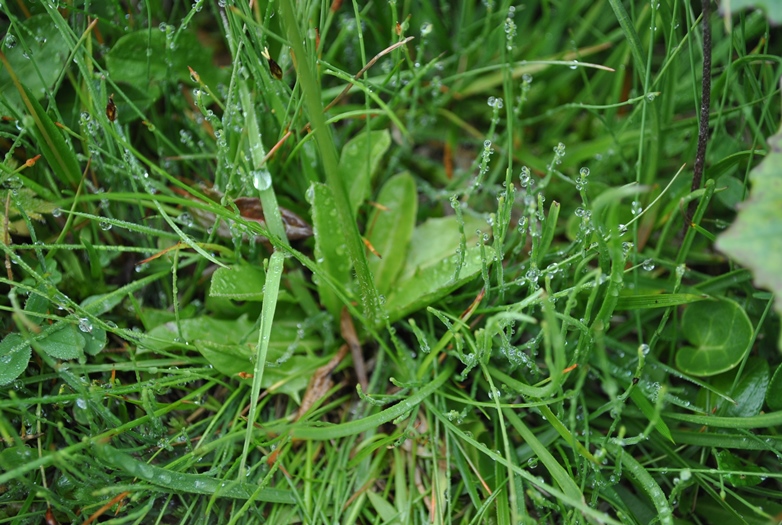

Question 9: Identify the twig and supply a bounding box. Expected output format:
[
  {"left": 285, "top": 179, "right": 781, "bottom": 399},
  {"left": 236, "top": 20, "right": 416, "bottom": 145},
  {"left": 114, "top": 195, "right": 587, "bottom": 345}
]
[{"left": 684, "top": 0, "right": 712, "bottom": 234}]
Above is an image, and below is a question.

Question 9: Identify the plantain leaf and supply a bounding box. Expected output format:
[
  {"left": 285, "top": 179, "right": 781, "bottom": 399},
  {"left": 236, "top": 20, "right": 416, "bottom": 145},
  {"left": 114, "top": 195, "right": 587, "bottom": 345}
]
[
  {"left": 384, "top": 214, "right": 491, "bottom": 322},
  {"left": 339, "top": 129, "right": 391, "bottom": 217},
  {"left": 307, "top": 182, "right": 351, "bottom": 319},
  {"left": 366, "top": 172, "right": 417, "bottom": 296}
]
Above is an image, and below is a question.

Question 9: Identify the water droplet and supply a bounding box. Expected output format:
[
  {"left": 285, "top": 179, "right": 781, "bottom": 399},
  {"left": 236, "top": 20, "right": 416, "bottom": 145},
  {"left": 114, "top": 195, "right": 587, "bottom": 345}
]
[
  {"left": 251, "top": 169, "right": 272, "bottom": 191},
  {"left": 4, "top": 34, "right": 17, "bottom": 49},
  {"left": 99, "top": 221, "right": 112, "bottom": 231},
  {"left": 78, "top": 318, "right": 93, "bottom": 333},
  {"left": 569, "top": 60, "right": 578, "bottom": 70},
  {"left": 519, "top": 166, "right": 530, "bottom": 187},
  {"left": 642, "top": 259, "right": 655, "bottom": 271}
]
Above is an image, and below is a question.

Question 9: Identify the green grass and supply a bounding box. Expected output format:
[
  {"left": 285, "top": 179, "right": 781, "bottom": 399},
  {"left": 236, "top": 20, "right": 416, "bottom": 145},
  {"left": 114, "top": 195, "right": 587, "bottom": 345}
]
[{"left": 1, "top": 1, "right": 782, "bottom": 524}]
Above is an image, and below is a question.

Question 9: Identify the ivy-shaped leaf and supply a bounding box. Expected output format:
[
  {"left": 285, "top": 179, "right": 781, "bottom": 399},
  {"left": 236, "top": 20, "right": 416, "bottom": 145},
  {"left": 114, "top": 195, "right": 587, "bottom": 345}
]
[
  {"left": 716, "top": 127, "right": 782, "bottom": 350},
  {"left": 719, "top": 1, "right": 782, "bottom": 25}
]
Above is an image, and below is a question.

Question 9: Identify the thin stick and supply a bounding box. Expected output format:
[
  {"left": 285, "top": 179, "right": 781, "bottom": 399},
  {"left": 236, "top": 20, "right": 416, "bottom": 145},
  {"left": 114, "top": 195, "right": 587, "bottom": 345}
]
[{"left": 684, "top": 0, "right": 712, "bottom": 233}]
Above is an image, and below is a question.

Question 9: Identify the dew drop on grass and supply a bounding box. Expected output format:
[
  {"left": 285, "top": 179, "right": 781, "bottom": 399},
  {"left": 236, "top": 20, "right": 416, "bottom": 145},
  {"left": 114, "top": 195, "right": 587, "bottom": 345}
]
[
  {"left": 631, "top": 201, "right": 643, "bottom": 215},
  {"left": 4, "top": 34, "right": 17, "bottom": 49},
  {"left": 642, "top": 259, "right": 655, "bottom": 271},
  {"left": 519, "top": 166, "right": 531, "bottom": 187},
  {"left": 157, "top": 471, "right": 172, "bottom": 484},
  {"left": 251, "top": 169, "right": 272, "bottom": 191},
  {"left": 99, "top": 221, "right": 112, "bottom": 231}
]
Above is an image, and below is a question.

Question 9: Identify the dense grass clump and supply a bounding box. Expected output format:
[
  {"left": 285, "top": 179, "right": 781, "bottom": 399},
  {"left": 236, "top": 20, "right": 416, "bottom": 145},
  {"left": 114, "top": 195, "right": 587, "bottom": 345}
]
[{"left": 1, "top": 1, "right": 781, "bottom": 524}]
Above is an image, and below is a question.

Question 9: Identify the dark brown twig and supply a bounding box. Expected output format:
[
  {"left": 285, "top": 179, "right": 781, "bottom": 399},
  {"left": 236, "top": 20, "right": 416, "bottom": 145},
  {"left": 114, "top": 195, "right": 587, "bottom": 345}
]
[{"left": 684, "top": 0, "right": 712, "bottom": 234}]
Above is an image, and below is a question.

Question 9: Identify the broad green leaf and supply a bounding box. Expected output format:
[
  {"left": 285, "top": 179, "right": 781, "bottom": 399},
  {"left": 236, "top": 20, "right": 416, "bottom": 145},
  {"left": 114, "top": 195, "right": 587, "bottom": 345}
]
[
  {"left": 82, "top": 327, "right": 107, "bottom": 356},
  {"left": 307, "top": 182, "right": 351, "bottom": 319},
  {"left": 676, "top": 299, "right": 753, "bottom": 377},
  {"left": 339, "top": 129, "right": 391, "bottom": 217},
  {"left": 37, "top": 323, "right": 86, "bottom": 361},
  {"left": 0, "top": 334, "right": 32, "bottom": 386},
  {"left": 0, "top": 15, "right": 69, "bottom": 115},
  {"left": 195, "top": 342, "right": 313, "bottom": 402},
  {"left": 713, "top": 358, "right": 769, "bottom": 418},
  {"left": 767, "top": 364, "right": 782, "bottom": 411},
  {"left": 385, "top": 244, "right": 493, "bottom": 322},
  {"left": 384, "top": 214, "right": 490, "bottom": 321},
  {"left": 715, "top": 174, "right": 745, "bottom": 210},
  {"left": 0, "top": 445, "right": 34, "bottom": 470},
  {"left": 24, "top": 285, "right": 50, "bottom": 325},
  {"left": 366, "top": 172, "right": 417, "bottom": 295},
  {"left": 398, "top": 214, "right": 487, "bottom": 279},
  {"left": 209, "top": 264, "right": 266, "bottom": 301},
  {"left": 81, "top": 293, "right": 124, "bottom": 317},
  {"left": 714, "top": 449, "right": 767, "bottom": 488},
  {"left": 719, "top": 0, "right": 782, "bottom": 24},
  {"left": 145, "top": 308, "right": 320, "bottom": 360},
  {"left": 716, "top": 128, "right": 782, "bottom": 349},
  {"left": 105, "top": 29, "right": 226, "bottom": 115},
  {"left": 145, "top": 306, "right": 321, "bottom": 400}
]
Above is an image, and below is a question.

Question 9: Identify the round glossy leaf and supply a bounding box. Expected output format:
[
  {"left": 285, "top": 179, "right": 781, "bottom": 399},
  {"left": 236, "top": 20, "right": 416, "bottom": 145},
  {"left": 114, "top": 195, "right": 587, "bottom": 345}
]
[{"left": 676, "top": 299, "right": 753, "bottom": 377}]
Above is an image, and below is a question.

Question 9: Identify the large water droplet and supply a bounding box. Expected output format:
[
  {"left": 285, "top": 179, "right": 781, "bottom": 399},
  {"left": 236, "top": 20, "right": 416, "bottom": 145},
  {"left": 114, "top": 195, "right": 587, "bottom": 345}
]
[{"left": 251, "top": 169, "right": 272, "bottom": 191}]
